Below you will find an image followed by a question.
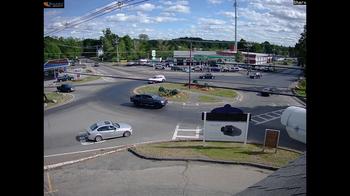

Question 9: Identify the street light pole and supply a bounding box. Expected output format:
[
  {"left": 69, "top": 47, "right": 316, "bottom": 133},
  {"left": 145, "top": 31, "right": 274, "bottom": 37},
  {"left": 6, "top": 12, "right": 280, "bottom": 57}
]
[{"left": 189, "top": 42, "right": 192, "bottom": 90}]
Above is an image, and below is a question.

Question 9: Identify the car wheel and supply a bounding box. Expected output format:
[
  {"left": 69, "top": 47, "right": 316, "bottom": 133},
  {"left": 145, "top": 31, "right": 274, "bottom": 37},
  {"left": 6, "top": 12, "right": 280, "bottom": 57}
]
[
  {"left": 123, "top": 131, "right": 131, "bottom": 137},
  {"left": 162, "top": 79, "right": 165, "bottom": 82},
  {"left": 95, "top": 136, "right": 102, "bottom": 142}
]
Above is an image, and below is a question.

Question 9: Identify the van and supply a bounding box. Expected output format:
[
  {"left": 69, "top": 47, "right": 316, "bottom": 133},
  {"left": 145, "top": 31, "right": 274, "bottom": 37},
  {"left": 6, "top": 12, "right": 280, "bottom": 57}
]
[{"left": 280, "top": 106, "right": 306, "bottom": 143}]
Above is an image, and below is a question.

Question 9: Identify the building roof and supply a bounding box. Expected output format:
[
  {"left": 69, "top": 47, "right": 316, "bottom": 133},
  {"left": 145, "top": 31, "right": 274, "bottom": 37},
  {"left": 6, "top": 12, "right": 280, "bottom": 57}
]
[
  {"left": 44, "top": 58, "right": 70, "bottom": 70},
  {"left": 235, "top": 153, "right": 306, "bottom": 196}
]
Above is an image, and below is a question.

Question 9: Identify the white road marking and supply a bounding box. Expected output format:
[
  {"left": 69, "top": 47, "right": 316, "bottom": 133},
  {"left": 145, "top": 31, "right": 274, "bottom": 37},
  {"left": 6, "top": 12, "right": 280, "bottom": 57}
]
[
  {"left": 172, "top": 124, "right": 202, "bottom": 140},
  {"left": 80, "top": 140, "right": 106, "bottom": 145},
  {"left": 44, "top": 139, "right": 172, "bottom": 158},
  {"left": 172, "top": 124, "right": 179, "bottom": 140},
  {"left": 251, "top": 109, "right": 286, "bottom": 126}
]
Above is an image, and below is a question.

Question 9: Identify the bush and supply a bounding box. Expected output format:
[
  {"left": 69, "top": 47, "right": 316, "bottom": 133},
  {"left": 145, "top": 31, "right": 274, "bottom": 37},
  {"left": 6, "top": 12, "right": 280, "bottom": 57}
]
[
  {"left": 159, "top": 86, "right": 165, "bottom": 93},
  {"left": 158, "top": 86, "right": 179, "bottom": 97}
]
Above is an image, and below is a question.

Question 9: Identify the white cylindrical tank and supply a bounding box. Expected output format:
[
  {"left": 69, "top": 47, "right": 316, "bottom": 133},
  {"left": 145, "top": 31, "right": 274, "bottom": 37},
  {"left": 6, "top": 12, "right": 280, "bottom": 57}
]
[{"left": 281, "top": 106, "right": 306, "bottom": 144}]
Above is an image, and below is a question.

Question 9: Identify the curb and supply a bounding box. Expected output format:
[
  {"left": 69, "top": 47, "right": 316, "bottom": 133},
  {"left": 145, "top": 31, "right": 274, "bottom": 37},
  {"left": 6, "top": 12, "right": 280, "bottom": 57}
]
[
  {"left": 128, "top": 147, "right": 279, "bottom": 171},
  {"left": 44, "top": 93, "right": 75, "bottom": 111},
  {"left": 133, "top": 84, "right": 243, "bottom": 106}
]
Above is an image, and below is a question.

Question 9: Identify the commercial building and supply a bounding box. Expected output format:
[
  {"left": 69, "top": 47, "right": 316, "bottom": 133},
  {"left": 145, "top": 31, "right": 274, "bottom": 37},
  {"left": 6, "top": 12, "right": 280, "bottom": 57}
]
[
  {"left": 173, "top": 50, "right": 272, "bottom": 66},
  {"left": 44, "top": 58, "right": 70, "bottom": 80},
  {"left": 173, "top": 50, "right": 235, "bottom": 66},
  {"left": 241, "top": 52, "right": 273, "bottom": 65}
]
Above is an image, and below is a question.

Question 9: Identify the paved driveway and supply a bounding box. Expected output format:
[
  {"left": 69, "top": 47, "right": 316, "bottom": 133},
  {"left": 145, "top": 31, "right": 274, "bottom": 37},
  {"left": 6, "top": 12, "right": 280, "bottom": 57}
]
[{"left": 44, "top": 150, "right": 273, "bottom": 196}]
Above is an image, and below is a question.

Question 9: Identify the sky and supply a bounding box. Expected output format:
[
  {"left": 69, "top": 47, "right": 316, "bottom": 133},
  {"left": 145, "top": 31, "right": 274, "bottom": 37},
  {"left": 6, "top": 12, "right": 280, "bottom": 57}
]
[{"left": 44, "top": 0, "right": 306, "bottom": 47}]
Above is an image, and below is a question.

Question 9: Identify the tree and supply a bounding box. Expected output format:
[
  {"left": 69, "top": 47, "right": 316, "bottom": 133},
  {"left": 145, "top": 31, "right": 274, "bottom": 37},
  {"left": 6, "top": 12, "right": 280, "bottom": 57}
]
[
  {"left": 139, "top": 34, "right": 149, "bottom": 41},
  {"left": 262, "top": 41, "right": 273, "bottom": 54},
  {"left": 238, "top": 39, "right": 248, "bottom": 51},
  {"left": 235, "top": 51, "right": 243, "bottom": 62},
  {"left": 100, "top": 28, "right": 118, "bottom": 61},
  {"left": 251, "top": 43, "right": 263, "bottom": 53},
  {"left": 295, "top": 25, "right": 306, "bottom": 67}
]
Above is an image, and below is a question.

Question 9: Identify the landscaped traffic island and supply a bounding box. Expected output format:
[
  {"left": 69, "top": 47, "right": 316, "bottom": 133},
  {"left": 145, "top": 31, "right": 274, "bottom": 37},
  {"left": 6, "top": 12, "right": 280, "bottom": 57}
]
[
  {"left": 132, "top": 141, "right": 302, "bottom": 168},
  {"left": 134, "top": 83, "right": 238, "bottom": 103}
]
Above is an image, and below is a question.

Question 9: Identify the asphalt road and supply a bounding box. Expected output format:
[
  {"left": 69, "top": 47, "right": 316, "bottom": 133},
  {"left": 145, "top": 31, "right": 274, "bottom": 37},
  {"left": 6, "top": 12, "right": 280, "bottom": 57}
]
[{"left": 44, "top": 64, "right": 305, "bottom": 157}]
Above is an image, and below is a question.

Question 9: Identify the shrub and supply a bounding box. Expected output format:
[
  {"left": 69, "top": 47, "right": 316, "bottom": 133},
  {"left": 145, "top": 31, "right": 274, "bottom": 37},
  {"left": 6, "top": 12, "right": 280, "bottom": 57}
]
[{"left": 158, "top": 86, "right": 179, "bottom": 97}]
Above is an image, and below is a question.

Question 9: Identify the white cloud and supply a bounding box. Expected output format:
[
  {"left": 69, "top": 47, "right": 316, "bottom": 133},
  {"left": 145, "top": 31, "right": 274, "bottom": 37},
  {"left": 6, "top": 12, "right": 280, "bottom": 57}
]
[
  {"left": 207, "top": 0, "right": 223, "bottom": 4},
  {"left": 134, "top": 3, "right": 156, "bottom": 12},
  {"left": 45, "top": 10, "right": 62, "bottom": 16},
  {"left": 165, "top": 5, "right": 190, "bottom": 13},
  {"left": 220, "top": 11, "right": 235, "bottom": 18},
  {"left": 198, "top": 18, "right": 226, "bottom": 25}
]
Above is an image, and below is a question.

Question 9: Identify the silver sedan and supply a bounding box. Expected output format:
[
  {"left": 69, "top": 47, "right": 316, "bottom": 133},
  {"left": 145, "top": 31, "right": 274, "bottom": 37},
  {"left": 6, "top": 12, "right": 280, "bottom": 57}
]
[{"left": 86, "top": 120, "right": 133, "bottom": 142}]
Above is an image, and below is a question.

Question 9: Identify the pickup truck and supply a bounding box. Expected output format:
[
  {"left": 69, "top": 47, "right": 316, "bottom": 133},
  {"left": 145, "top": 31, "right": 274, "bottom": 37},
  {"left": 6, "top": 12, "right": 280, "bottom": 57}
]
[
  {"left": 130, "top": 94, "right": 168, "bottom": 108},
  {"left": 57, "top": 74, "right": 74, "bottom": 82},
  {"left": 148, "top": 75, "right": 166, "bottom": 83}
]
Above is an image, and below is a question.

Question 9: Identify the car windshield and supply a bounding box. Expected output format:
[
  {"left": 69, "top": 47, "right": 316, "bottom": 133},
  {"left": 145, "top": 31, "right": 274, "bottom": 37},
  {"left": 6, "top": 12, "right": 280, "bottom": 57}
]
[
  {"left": 89, "top": 123, "right": 98, "bottom": 131},
  {"left": 113, "top": 123, "right": 120, "bottom": 128}
]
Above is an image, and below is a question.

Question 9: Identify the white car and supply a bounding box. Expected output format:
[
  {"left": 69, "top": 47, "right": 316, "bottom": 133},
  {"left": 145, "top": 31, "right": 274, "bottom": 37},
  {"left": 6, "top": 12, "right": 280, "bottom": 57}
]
[{"left": 148, "top": 75, "right": 166, "bottom": 83}]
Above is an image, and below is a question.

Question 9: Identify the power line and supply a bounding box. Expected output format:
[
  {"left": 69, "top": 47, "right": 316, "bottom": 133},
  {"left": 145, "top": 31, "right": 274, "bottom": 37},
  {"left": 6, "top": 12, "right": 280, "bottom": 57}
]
[{"left": 45, "top": 0, "right": 152, "bottom": 36}]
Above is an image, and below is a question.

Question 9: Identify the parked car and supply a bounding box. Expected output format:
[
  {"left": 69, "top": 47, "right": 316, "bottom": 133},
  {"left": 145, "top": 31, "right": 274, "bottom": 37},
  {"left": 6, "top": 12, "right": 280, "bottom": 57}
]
[
  {"left": 210, "top": 67, "right": 221, "bottom": 72},
  {"left": 199, "top": 73, "right": 215, "bottom": 79},
  {"left": 94, "top": 63, "right": 100, "bottom": 67},
  {"left": 154, "top": 64, "right": 165, "bottom": 70},
  {"left": 130, "top": 94, "right": 168, "bottom": 108},
  {"left": 222, "top": 67, "right": 230, "bottom": 72},
  {"left": 148, "top": 75, "right": 166, "bottom": 83},
  {"left": 171, "top": 66, "right": 183, "bottom": 71},
  {"left": 57, "top": 83, "right": 75, "bottom": 92},
  {"left": 86, "top": 120, "right": 133, "bottom": 142},
  {"left": 57, "top": 74, "right": 74, "bottom": 82},
  {"left": 260, "top": 87, "right": 276, "bottom": 97},
  {"left": 230, "top": 67, "right": 240, "bottom": 72}
]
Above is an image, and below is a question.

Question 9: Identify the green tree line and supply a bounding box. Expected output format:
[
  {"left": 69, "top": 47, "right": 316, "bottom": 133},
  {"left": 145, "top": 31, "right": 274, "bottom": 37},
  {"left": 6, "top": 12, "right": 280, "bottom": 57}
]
[{"left": 44, "top": 28, "right": 304, "bottom": 63}]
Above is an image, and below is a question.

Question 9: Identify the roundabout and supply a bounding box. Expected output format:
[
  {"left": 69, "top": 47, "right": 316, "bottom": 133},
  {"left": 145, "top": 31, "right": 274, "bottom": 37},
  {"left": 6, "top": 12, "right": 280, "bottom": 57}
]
[{"left": 44, "top": 64, "right": 306, "bottom": 160}]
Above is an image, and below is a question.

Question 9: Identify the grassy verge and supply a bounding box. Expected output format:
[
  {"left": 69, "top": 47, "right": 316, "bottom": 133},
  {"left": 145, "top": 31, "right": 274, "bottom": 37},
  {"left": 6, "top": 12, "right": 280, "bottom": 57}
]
[
  {"left": 295, "top": 79, "right": 306, "bottom": 97},
  {"left": 135, "top": 83, "right": 237, "bottom": 102},
  {"left": 198, "top": 95, "right": 221, "bottom": 103},
  {"left": 72, "top": 76, "right": 101, "bottom": 84},
  {"left": 136, "top": 84, "right": 190, "bottom": 102},
  {"left": 44, "top": 92, "right": 73, "bottom": 108},
  {"left": 135, "top": 141, "right": 302, "bottom": 168}
]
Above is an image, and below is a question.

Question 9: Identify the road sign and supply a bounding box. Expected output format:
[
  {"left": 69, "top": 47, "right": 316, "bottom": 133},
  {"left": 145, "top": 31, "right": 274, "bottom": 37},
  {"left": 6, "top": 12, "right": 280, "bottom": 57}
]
[
  {"left": 152, "top": 50, "right": 156, "bottom": 57},
  {"left": 202, "top": 104, "right": 250, "bottom": 143},
  {"left": 263, "top": 129, "right": 280, "bottom": 153}
]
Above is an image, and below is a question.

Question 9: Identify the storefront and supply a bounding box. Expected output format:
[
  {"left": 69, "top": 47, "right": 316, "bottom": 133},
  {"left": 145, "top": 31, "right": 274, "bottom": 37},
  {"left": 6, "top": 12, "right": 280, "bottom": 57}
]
[{"left": 44, "top": 58, "right": 70, "bottom": 80}]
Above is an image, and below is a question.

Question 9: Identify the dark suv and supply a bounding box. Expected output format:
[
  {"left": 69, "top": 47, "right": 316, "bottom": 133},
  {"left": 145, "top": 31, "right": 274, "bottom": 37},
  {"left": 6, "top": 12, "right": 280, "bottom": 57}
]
[
  {"left": 57, "top": 83, "right": 75, "bottom": 92},
  {"left": 199, "top": 73, "right": 215, "bottom": 79},
  {"left": 130, "top": 94, "right": 168, "bottom": 108}
]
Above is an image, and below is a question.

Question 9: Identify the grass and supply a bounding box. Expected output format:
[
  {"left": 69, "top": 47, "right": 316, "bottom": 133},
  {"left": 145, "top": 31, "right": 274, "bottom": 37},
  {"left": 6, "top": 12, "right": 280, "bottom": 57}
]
[
  {"left": 44, "top": 92, "right": 73, "bottom": 108},
  {"left": 136, "top": 84, "right": 190, "bottom": 102},
  {"left": 295, "top": 79, "right": 306, "bottom": 97},
  {"left": 72, "top": 76, "right": 101, "bottom": 84},
  {"left": 135, "top": 83, "right": 237, "bottom": 102},
  {"left": 135, "top": 141, "right": 302, "bottom": 168},
  {"left": 198, "top": 95, "right": 221, "bottom": 103}
]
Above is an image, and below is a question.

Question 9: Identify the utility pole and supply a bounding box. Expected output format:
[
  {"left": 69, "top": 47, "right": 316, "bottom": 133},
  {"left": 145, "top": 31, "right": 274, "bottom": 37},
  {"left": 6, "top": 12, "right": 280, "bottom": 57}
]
[
  {"left": 234, "top": 0, "right": 237, "bottom": 52},
  {"left": 115, "top": 38, "right": 119, "bottom": 63},
  {"left": 189, "top": 42, "right": 192, "bottom": 89}
]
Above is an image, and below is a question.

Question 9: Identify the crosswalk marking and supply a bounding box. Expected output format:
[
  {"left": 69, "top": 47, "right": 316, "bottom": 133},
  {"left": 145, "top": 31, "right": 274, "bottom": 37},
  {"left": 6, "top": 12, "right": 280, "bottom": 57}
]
[
  {"left": 251, "top": 109, "right": 285, "bottom": 125},
  {"left": 172, "top": 124, "right": 202, "bottom": 140}
]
